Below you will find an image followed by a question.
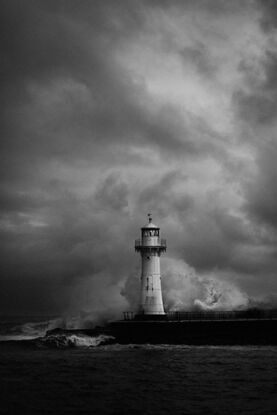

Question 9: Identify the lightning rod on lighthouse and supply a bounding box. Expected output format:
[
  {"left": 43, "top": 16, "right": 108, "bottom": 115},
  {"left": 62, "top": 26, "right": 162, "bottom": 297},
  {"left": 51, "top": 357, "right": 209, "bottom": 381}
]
[{"left": 135, "top": 214, "right": 166, "bottom": 315}]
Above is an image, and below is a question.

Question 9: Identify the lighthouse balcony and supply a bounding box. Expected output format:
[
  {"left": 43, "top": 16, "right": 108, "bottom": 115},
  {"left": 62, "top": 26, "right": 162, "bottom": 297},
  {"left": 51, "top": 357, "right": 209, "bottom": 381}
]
[{"left": 135, "top": 238, "right": 166, "bottom": 252}]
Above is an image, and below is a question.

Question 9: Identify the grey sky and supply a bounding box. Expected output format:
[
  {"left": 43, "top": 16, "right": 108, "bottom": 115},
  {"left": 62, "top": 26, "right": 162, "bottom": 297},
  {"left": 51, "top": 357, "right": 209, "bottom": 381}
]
[{"left": 1, "top": 0, "right": 277, "bottom": 316}]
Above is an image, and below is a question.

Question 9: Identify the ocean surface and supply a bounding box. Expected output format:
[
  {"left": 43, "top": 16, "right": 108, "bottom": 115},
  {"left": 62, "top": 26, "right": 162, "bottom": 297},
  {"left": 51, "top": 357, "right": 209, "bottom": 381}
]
[{"left": 1, "top": 316, "right": 277, "bottom": 415}]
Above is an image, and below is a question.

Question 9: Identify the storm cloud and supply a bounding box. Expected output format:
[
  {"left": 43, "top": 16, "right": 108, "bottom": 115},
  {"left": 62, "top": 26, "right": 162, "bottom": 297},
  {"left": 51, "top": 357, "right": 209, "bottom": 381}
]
[{"left": 1, "top": 0, "right": 277, "bottom": 316}]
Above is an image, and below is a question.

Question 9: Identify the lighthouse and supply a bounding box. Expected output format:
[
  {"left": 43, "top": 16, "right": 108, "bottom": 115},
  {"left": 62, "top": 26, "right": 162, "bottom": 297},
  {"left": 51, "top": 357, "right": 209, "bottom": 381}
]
[{"left": 135, "top": 214, "right": 166, "bottom": 316}]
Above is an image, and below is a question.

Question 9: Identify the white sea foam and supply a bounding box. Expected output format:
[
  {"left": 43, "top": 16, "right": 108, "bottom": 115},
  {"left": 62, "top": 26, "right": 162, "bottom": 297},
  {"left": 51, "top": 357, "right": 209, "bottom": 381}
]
[{"left": 38, "top": 333, "right": 115, "bottom": 348}]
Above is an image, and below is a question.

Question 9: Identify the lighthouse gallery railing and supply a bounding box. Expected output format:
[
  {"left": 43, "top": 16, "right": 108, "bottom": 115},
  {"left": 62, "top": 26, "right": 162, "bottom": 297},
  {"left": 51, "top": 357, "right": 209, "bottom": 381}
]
[{"left": 135, "top": 238, "right": 166, "bottom": 248}]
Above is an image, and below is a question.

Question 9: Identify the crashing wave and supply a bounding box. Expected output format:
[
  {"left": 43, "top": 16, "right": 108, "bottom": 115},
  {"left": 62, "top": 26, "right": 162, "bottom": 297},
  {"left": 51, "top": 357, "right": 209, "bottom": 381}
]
[
  {"left": 36, "top": 333, "right": 115, "bottom": 348},
  {"left": 0, "top": 314, "right": 103, "bottom": 342}
]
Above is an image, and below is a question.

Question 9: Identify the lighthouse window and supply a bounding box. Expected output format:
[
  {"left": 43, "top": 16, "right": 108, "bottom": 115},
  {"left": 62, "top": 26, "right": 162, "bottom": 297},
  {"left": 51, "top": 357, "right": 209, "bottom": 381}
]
[{"left": 143, "top": 229, "right": 159, "bottom": 237}]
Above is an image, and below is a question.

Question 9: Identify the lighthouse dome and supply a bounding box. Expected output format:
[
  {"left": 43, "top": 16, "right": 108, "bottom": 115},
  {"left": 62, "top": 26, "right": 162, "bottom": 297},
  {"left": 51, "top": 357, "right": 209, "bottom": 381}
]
[
  {"left": 141, "top": 214, "right": 159, "bottom": 229},
  {"left": 142, "top": 221, "right": 159, "bottom": 229}
]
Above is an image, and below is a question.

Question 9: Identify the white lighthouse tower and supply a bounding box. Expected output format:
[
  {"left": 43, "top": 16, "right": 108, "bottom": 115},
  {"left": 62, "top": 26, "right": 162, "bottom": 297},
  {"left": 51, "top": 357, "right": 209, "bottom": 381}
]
[{"left": 135, "top": 214, "right": 166, "bottom": 316}]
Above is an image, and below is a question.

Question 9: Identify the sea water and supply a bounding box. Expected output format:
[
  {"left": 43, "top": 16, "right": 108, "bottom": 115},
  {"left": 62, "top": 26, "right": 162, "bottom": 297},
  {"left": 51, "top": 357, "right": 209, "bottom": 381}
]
[{"left": 0, "top": 316, "right": 277, "bottom": 415}]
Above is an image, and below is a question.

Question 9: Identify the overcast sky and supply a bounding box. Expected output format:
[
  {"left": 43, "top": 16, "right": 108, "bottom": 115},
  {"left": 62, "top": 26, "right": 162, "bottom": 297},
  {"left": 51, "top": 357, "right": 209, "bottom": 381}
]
[{"left": 1, "top": 0, "right": 277, "bottom": 317}]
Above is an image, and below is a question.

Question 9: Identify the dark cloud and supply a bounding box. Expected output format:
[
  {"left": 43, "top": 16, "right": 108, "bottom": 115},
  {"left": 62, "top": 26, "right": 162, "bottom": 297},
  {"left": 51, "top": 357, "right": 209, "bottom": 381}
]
[
  {"left": 0, "top": 0, "right": 209, "bottom": 169},
  {"left": 94, "top": 174, "right": 129, "bottom": 212},
  {"left": 258, "top": 0, "right": 277, "bottom": 31},
  {"left": 244, "top": 141, "right": 277, "bottom": 228},
  {"left": 233, "top": 4, "right": 277, "bottom": 234},
  {"left": 179, "top": 43, "right": 217, "bottom": 78},
  {"left": 235, "top": 51, "right": 277, "bottom": 125}
]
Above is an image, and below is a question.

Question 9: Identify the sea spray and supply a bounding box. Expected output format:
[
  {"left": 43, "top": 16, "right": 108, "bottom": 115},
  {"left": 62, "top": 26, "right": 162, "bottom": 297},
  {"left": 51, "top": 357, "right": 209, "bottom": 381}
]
[
  {"left": 123, "top": 257, "right": 250, "bottom": 312},
  {"left": 162, "top": 259, "right": 249, "bottom": 311},
  {"left": 36, "top": 333, "right": 115, "bottom": 348},
  {"left": 193, "top": 280, "right": 249, "bottom": 310}
]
